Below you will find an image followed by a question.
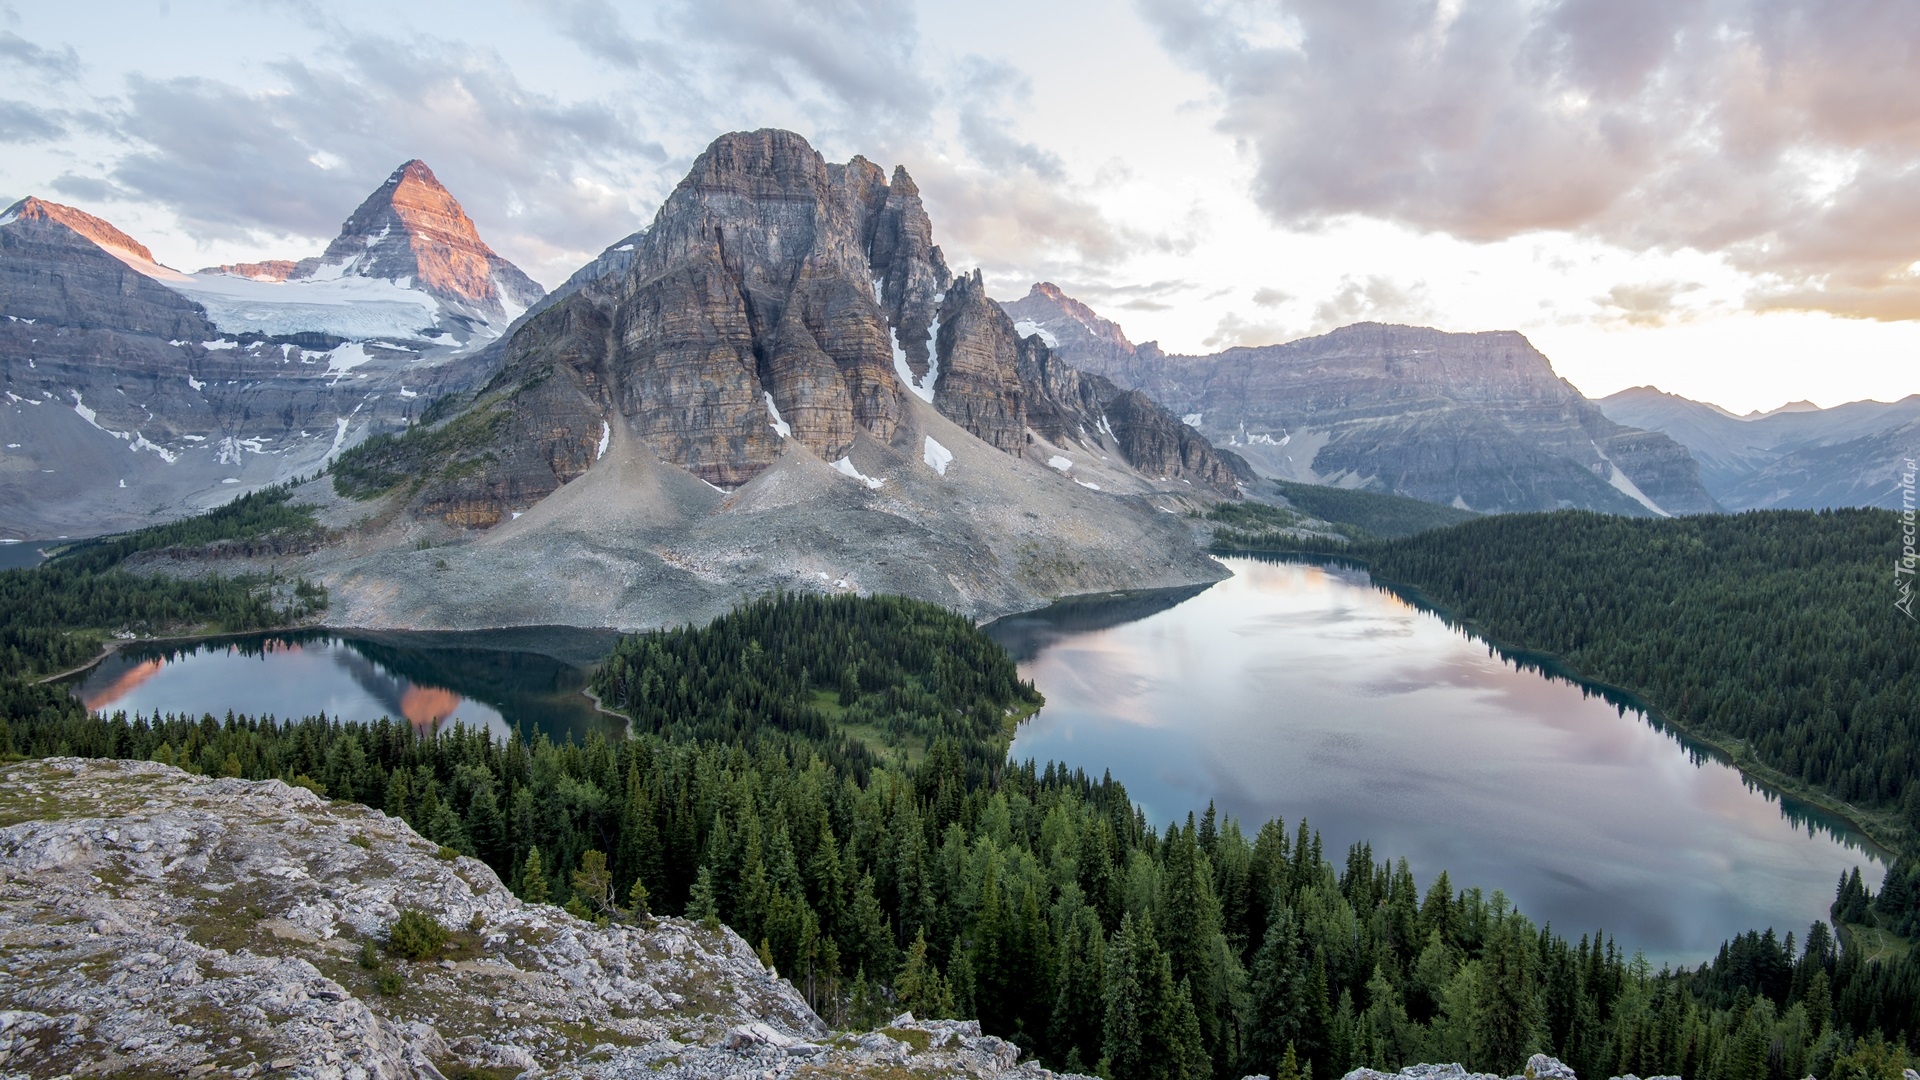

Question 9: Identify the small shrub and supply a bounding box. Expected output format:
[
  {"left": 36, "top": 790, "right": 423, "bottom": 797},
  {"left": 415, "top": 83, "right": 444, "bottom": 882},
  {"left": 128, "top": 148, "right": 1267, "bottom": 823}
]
[
  {"left": 349, "top": 835, "right": 371, "bottom": 849},
  {"left": 386, "top": 909, "right": 449, "bottom": 961},
  {"left": 358, "top": 941, "right": 380, "bottom": 970},
  {"left": 376, "top": 968, "right": 404, "bottom": 995},
  {"left": 436, "top": 845, "right": 459, "bottom": 861},
  {"left": 289, "top": 774, "right": 326, "bottom": 797}
]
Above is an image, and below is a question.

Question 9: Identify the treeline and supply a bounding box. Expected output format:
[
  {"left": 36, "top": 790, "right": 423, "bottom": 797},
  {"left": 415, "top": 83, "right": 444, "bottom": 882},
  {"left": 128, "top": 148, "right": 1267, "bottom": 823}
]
[
  {"left": 330, "top": 405, "right": 504, "bottom": 498},
  {"left": 1342, "top": 509, "right": 1920, "bottom": 848},
  {"left": 1205, "top": 488, "right": 1476, "bottom": 551},
  {"left": 0, "top": 487, "right": 327, "bottom": 679},
  {"left": 590, "top": 592, "right": 1042, "bottom": 782},
  {"left": 5, "top": 595, "right": 1915, "bottom": 1080}
]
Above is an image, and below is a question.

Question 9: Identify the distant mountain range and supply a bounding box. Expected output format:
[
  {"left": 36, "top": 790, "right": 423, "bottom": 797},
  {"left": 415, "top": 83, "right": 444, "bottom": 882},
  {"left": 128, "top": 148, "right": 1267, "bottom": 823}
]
[
  {"left": 1000, "top": 285, "right": 1718, "bottom": 517},
  {"left": 1597, "top": 385, "right": 1920, "bottom": 511},
  {"left": 4, "top": 126, "right": 1909, "bottom": 627},
  {"left": 0, "top": 161, "right": 539, "bottom": 537}
]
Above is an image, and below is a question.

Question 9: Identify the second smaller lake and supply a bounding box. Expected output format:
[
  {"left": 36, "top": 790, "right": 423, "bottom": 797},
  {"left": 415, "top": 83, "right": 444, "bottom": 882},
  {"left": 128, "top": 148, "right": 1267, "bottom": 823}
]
[{"left": 75, "top": 627, "right": 625, "bottom": 743}]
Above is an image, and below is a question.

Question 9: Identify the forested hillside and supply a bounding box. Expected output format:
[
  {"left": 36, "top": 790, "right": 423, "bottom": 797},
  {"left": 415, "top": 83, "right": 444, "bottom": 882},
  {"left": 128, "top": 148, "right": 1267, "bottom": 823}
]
[
  {"left": 1349, "top": 510, "right": 1920, "bottom": 848},
  {"left": 7, "top": 594, "right": 1915, "bottom": 1080},
  {"left": 591, "top": 593, "right": 1040, "bottom": 781},
  {"left": 0, "top": 486, "right": 327, "bottom": 678}
]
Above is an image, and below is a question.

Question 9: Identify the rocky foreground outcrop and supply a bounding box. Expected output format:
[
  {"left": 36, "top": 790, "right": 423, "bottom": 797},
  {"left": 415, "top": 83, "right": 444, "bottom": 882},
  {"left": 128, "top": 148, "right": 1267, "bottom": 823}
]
[{"left": 0, "top": 759, "right": 1076, "bottom": 1080}]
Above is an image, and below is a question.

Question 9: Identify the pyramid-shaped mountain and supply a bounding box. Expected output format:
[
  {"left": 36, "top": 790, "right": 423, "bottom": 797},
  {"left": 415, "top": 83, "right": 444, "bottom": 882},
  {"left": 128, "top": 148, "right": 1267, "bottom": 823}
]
[{"left": 288, "top": 160, "right": 544, "bottom": 317}]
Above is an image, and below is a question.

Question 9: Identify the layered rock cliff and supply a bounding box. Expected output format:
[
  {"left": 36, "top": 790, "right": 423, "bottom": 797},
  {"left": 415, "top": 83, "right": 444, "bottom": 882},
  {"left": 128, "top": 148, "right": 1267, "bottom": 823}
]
[
  {"left": 1002, "top": 285, "right": 1719, "bottom": 516},
  {"left": 0, "top": 197, "right": 214, "bottom": 339},
  {"left": 1015, "top": 333, "right": 1250, "bottom": 494},
  {"left": 358, "top": 129, "right": 1247, "bottom": 528},
  {"left": 0, "top": 757, "right": 1077, "bottom": 1080}
]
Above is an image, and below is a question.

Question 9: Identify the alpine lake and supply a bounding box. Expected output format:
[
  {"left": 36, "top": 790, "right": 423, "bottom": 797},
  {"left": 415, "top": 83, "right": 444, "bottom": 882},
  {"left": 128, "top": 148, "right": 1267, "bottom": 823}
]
[{"left": 71, "top": 556, "right": 1884, "bottom": 963}]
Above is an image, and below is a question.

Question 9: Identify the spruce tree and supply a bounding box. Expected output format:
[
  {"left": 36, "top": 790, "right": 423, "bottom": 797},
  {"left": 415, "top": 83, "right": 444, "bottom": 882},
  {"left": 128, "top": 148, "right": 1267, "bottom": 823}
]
[
  {"left": 520, "top": 847, "right": 550, "bottom": 904},
  {"left": 687, "top": 865, "right": 721, "bottom": 930}
]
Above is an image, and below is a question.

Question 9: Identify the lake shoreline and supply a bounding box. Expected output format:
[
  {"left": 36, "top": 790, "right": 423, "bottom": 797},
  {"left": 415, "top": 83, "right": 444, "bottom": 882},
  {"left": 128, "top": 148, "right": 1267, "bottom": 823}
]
[{"left": 1236, "top": 546, "right": 1902, "bottom": 863}]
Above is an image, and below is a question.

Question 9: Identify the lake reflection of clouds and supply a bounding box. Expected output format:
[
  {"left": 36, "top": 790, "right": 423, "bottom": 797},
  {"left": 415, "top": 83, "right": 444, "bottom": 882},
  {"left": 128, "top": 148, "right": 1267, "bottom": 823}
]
[
  {"left": 83, "top": 657, "right": 165, "bottom": 711},
  {"left": 1006, "top": 556, "right": 1888, "bottom": 963},
  {"left": 76, "top": 636, "right": 511, "bottom": 741},
  {"left": 70, "top": 630, "right": 622, "bottom": 745}
]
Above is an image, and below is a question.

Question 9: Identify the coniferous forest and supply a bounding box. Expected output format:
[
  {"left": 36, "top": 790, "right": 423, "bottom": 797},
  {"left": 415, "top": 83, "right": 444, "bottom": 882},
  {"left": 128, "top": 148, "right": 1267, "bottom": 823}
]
[{"left": 5, "top": 591, "right": 1920, "bottom": 1080}]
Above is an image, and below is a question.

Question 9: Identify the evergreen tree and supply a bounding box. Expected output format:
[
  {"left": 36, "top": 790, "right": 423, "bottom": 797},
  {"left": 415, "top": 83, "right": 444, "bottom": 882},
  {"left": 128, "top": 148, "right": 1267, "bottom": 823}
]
[
  {"left": 520, "top": 847, "right": 550, "bottom": 904},
  {"left": 688, "top": 865, "right": 721, "bottom": 930}
]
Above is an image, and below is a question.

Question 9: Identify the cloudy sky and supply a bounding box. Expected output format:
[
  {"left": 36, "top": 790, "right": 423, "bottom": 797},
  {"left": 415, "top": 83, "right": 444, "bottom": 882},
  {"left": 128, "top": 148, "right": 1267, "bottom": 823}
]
[{"left": 4, "top": 0, "right": 1916, "bottom": 412}]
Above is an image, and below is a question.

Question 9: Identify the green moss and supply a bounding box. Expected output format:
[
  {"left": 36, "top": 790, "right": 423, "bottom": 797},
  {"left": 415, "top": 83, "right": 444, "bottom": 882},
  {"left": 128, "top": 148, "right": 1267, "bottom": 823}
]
[{"left": 881, "top": 1027, "right": 933, "bottom": 1053}]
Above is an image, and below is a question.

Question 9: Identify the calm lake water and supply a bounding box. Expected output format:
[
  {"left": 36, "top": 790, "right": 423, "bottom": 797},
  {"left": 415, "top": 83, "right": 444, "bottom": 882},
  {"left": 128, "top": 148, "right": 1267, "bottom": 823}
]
[
  {"left": 69, "top": 559, "right": 1882, "bottom": 962},
  {"left": 993, "top": 557, "right": 1886, "bottom": 964},
  {"left": 0, "top": 541, "right": 54, "bottom": 570},
  {"left": 75, "top": 627, "right": 625, "bottom": 744}
]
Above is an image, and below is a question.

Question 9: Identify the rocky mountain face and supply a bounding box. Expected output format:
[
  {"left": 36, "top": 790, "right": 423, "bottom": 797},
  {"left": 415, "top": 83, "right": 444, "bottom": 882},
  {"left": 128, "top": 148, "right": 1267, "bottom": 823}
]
[
  {"left": 1016, "top": 334, "right": 1251, "bottom": 492},
  {"left": 1000, "top": 282, "right": 1143, "bottom": 386},
  {"left": 1, "top": 197, "right": 213, "bottom": 339},
  {"left": 0, "top": 166, "right": 542, "bottom": 540},
  {"left": 305, "top": 160, "right": 543, "bottom": 318},
  {"left": 272, "top": 130, "right": 1243, "bottom": 630},
  {"left": 393, "top": 129, "right": 1243, "bottom": 508},
  {"left": 1599, "top": 385, "right": 1920, "bottom": 510},
  {"left": 1002, "top": 285, "right": 1718, "bottom": 517},
  {"left": 0, "top": 757, "right": 1079, "bottom": 1080},
  {"left": 202, "top": 160, "right": 545, "bottom": 323}
]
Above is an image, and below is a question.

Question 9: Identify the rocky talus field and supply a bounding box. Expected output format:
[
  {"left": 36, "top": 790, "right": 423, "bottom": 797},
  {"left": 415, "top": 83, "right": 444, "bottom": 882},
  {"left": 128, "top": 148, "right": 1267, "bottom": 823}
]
[{"left": 0, "top": 759, "right": 1079, "bottom": 1080}]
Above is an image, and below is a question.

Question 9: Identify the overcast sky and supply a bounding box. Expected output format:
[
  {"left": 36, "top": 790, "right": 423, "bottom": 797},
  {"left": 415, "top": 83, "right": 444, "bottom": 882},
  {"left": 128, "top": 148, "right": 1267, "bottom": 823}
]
[{"left": 3, "top": 0, "right": 1917, "bottom": 412}]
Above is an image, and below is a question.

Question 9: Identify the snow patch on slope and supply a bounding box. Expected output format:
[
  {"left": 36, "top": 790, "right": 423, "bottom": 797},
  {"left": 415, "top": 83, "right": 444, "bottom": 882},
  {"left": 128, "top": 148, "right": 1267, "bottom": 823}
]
[
  {"left": 325, "top": 343, "right": 374, "bottom": 381},
  {"left": 764, "top": 392, "right": 792, "bottom": 438},
  {"left": 923, "top": 436, "right": 953, "bottom": 476},
  {"left": 889, "top": 320, "right": 941, "bottom": 404},
  {"left": 596, "top": 421, "right": 611, "bottom": 460},
  {"left": 1591, "top": 441, "right": 1670, "bottom": 517},
  {"left": 323, "top": 417, "right": 352, "bottom": 464},
  {"left": 832, "top": 457, "right": 884, "bottom": 489},
  {"left": 1013, "top": 320, "right": 1059, "bottom": 348}
]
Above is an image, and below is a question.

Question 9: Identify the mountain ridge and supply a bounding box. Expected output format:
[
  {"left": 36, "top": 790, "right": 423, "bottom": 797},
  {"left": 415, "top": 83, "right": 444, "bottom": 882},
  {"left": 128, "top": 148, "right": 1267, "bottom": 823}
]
[
  {"left": 1000, "top": 286, "right": 1719, "bottom": 517},
  {"left": 0, "top": 167, "right": 540, "bottom": 538},
  {"left": 1599, "top": 384, "right": 1920, "bottom": 510}
]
